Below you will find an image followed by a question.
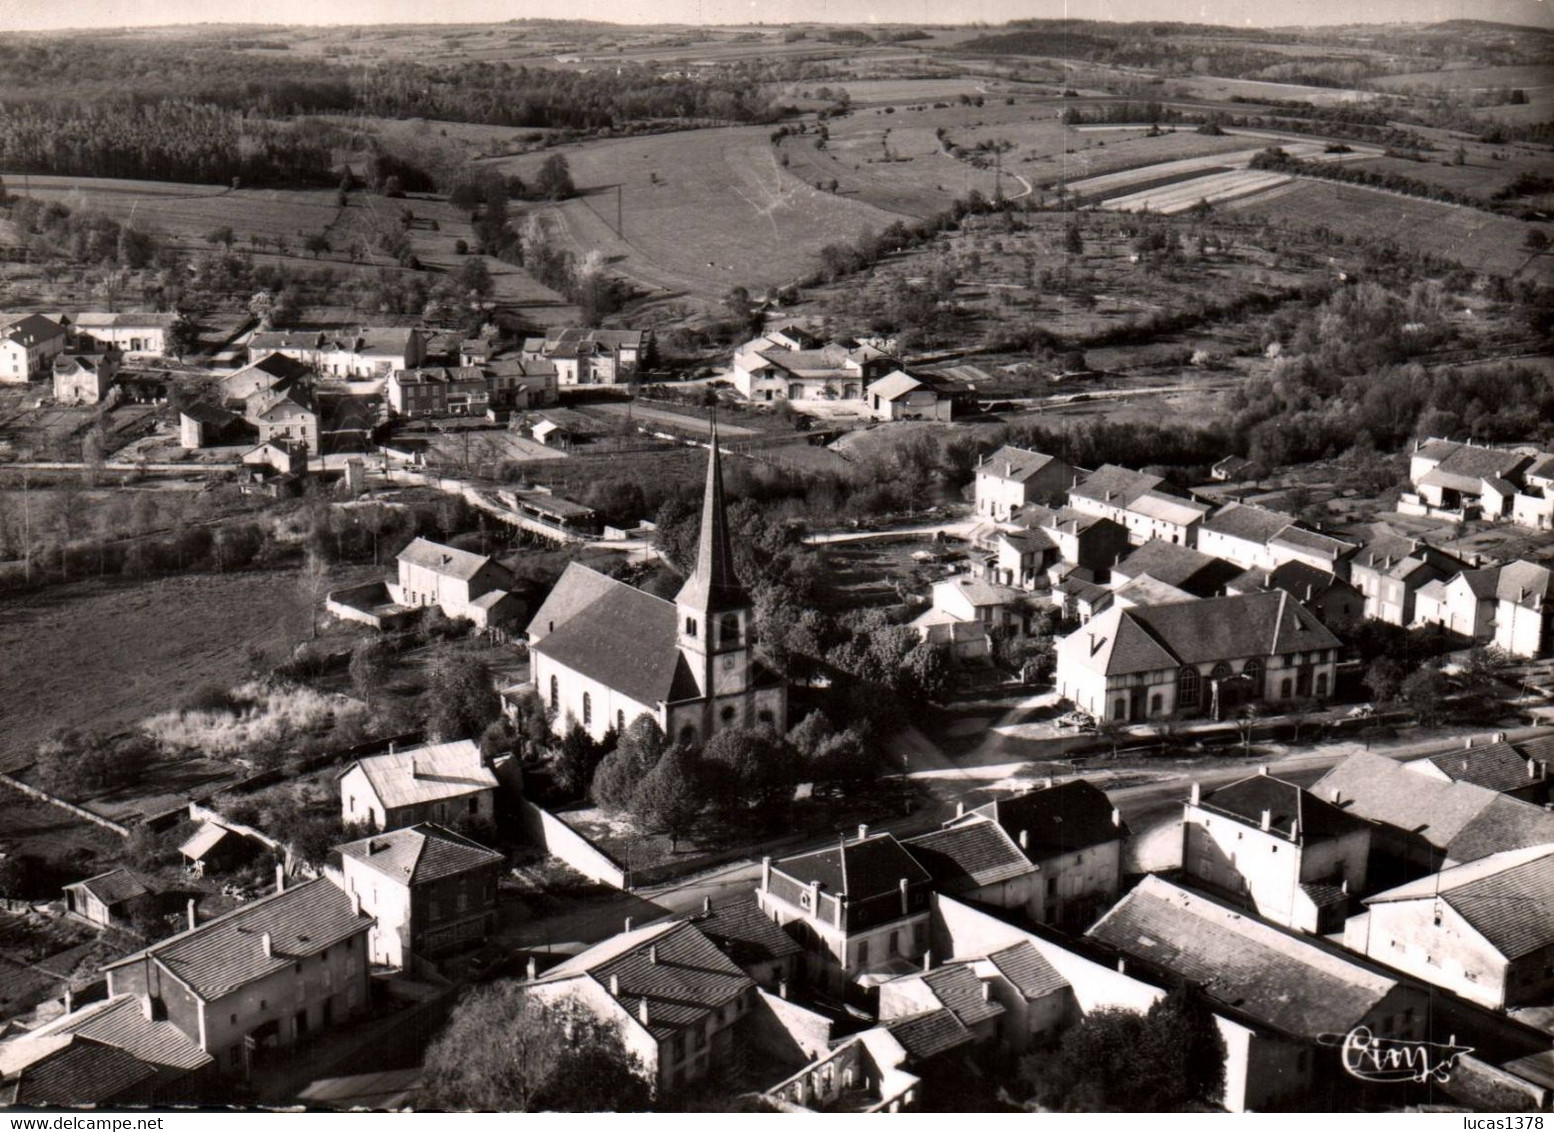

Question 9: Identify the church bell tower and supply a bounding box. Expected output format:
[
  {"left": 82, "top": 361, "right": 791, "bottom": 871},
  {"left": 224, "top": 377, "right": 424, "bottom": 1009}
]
[{"left": 676, "top": 421, "right": 753, "bottom": 700}]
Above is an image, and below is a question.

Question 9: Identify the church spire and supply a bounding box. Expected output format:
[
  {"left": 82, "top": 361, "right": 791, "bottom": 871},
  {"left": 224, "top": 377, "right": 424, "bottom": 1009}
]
[{"left": 676, "top": 414, "right": 745, "bottom": 613}]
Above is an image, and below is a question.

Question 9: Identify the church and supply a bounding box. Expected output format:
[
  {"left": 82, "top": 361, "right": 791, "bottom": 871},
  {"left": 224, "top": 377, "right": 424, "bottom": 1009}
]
[{"left": 525, "top": 433, "right": 788, "bottom": 746}]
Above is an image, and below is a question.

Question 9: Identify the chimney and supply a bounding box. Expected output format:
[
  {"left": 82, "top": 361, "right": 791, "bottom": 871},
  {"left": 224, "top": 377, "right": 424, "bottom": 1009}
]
[
  {"left": 64, "top": 986, "right": 74, "bottom": 1015},
  {"left": 649, "top": 945, "right": 659, "bottom": 966},
  {"left": 1043, "top": 776, "right": 1055, "bottom": 790},
  {"left": 639, "top": 999, "right": 650, "bottom": 1026},
  {"left": 857, "top": 823, "right": 869, "bottom": 841},
  {"left": 955, "top": 801, "right": 965, "bottom": 818},
  {"left": 610, "top": 974, "right": 620, "bottom": 996},
  {"left": 261, "top": 931, "right": 273, "bottom": 958},
  {"left": 1111, "top": 807, "right": 1122, "bottom": 828},
  {"left": 899, "top": 877, "right": 909, "bottom": 915},
  {"left": 1465, "top": 737, "right": 1474, "bottom": 750},
  {"left": 1019, "top": 829, "right": 1029, "bottom": 850},
  {"left": 761, "top": 856, "right": 772, "bottom": 890},
  {"left": 1341, "top": 879, "right": 1349, "bottom": 896},
  {"left": 923, "top": 951, "right": 932, "bottom": 973},
  {"left": 1260, "top": 810, "right": 1272, "bottom": 832},
  {"left": 1291, "top": 819, "right": 1301, "bottom": 842},
  {"left": 982, "top": 981, "right": 991, "bottom": 1003},
  {"left": 1306, "top": 584, "right": 1314, "bottom": 602},
  {"left": 388, "top": 740, "right": 396, "bottom": 757},
  {"left": 411, "top": 756, "right": 420, "bottom": 779},
  {"left": 186, "top": 898, "right": 197, "bottom": 932},
  {"left": 1529, "top": 759, "right": 1542, "bottom": 780},
  {"left": 703, "top": 895, "right": 712, "bottom": 914},
  {"left": 1258, "top": 764, "right": 1269, "bottom": 776},
  {"left": 1006, "top": 461, "right": 1013, "bottom": 477},
  {"left": 140, "top": 993, "right": 155, "bottom": 1022},
  {"left": 1116, "top": 958, "right": 1127, "bottom": 974},
  {"left": 526, "top": 956, "right": 537, "bottom": 980},
  {"left": 1189, "top": 782, "right": 1201, "bottom": 806},
  {"left": 275, "top": 862, "right": 286, "bottom": 894},
  {"left": 350, "top": 888, "right": 362, "bottom": 916},
  {"left": 1331, "top": 788, "right": 1343, "bottom": 805},
  {"left": 778, "top": 980, "right": 789, "bottom": 1000},
  {"left": 624, "top": 917, "right": 633, "bottom": 932}
]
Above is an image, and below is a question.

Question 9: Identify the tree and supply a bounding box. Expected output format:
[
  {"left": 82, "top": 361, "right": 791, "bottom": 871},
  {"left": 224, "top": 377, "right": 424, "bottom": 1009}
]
[
  {"left": 901, "top": 640, "right": 951, "bottom": 701},
  {"left": 457, "top": 256, "right": 494, "bottom": 299},
  {"left": 630, "top": 741, "right": 703, "bottom": 851},
  {"left": 591, "top": 715, "right": 665, "bottom": 812},
  {"left": 1526, "top": 229, "right": 1548, "bottom": 252},
  {"left": 1364, "top": 656, "right": 1405, "bottom": 703},
  {"left": 534, "top": 154, "right": 576, "bottom": 201},
  {"left": 349, "top": 639, "right": 393, "bottom": 709},
  {"left": 1401, "top": 664, "right": 1450, "bottom": 727},
  {"left": 1064, "top": 222, "right": 1084, "bottom": 255},
  {"left": 1143, "top": 986, "right": 1227, "bottom": 1106},
  {"left": 700, "top": 726, "right": 796, "bottom": 818},
  {"left": 303, "top": 233, "right": 332, "bottom": 259},
  {"left": 553, "top": 722, "right": 604, "bottom": 799},
  {"left": 420, "top": 985, "right": 650, "bottom": 1111},
  {"left": 426, "top": 654, "right": 502, "bottom": 741},
  {"left": 0, "top": 854, "right": 31, "bottom": 900},
  {"left": 165, "top": 314, "right": 199, "bottom": 360},
  {"left": 35, "top": 729, "right": 153, "bottom": 801},
  {"left": 205, "top": 225, "right": 235, "bottom": 249}
]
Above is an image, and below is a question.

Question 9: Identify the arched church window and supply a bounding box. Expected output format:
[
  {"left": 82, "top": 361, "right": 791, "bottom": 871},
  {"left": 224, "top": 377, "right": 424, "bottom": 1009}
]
[
  {"left": 582, "top": 692, "right": 592, "bottom": 726},
  {"left": 719, "top": 613, "right": 741, "bottom": 646},
  {"left": 549, "top": 675, "right": 558, "bottom": 711}
]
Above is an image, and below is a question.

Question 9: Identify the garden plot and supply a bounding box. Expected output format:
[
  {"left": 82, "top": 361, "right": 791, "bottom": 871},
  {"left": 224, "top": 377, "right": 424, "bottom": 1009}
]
[{"left": 1099, "top": 169, "right": 1294, "bottom": 214}]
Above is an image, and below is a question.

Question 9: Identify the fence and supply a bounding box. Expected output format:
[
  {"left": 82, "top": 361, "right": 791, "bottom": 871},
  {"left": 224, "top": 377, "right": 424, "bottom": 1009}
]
[
  {"left": 513, "top": 798, "right": 627, "bottom": 889},
  {"left": 0, "top": 772, "right": 131, "bottom": 837}
]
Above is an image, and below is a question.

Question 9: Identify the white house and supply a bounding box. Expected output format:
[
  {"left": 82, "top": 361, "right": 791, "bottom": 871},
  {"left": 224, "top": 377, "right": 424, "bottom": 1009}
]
[
  {"left": 864, "top": 371, "right": 951, "bottom": 422},
  {"left": 389, "top": 537, "right": 523, "bottom": 630},
  {"left": 0, "top": 314, "right": 67, "bottom": 382},
  {"left": 974, "top": 447, "right": 1076, "bottom": 520},
  {"left": 1494, "top": 559, "right": 1554, "bottom": 659},
  {"left": 338, "top": 740, "right": 498, "bottom": 832},
  {"left": 70, "top": 312, "right": 179, "bottom": 358}
]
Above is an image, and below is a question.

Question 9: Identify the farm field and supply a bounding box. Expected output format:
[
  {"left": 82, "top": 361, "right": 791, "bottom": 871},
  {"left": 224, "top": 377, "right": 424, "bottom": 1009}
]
[
  {"left": 1065, "top": 139, "right": 1368, "bottom": 201},
  {"left": 1347, "top": 151, "right": 1554, "bottom": 203},
  {"left": 495, "top": 126, "right": 912, "bottom": 303},
  {"left": 1227, "top": 179, "right": 1553, "bottom": 283},
  {"left": 1100, "top": 170, "right": 1293, "bottom": 215},
  {"left": 0, "top": 569, "right": 312, "bottom": 772}
]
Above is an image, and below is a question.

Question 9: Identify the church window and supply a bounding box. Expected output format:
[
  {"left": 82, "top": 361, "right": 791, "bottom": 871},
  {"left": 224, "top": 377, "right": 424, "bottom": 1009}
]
[
  {"left": 583, "top": 693, "right": 592, "bottom": 726},
  {"left": 617, "top": 710, "right": 625, "bottom": 734},
  {"left": 685, "top": 617, "right": 698, "bottom": 638},
  {"left": 1177, "top": 666, "right": 1200, "bottom": 705},
  {"left": 680, "top": 725, "right": 697, "bottom": 745},
  {"left": 719, "top": 613, "right": 740, "bottom": 646},
  {"left": 549, "top": 675, "right": 558, "bottom": 710},
  {"left": 720, "top": 706, "right": 737, "bottom": 724},
  {"left": 1315, "top": 671, "right": 1329, "bottom": 697}
]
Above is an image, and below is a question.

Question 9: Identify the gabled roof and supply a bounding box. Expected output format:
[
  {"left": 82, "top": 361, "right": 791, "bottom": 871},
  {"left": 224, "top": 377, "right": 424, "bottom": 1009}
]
[
  {"left": 1197, "top": 772, "right": 1368, "bottom": 844},
  {"left": 866, "top": 371, "right": 926, "bottom": 402},
  {"left": 996, "top": 527, "right": 1056, "bottom": 555},
  {"left": 1112, "top": 539, "right": 1225, "bottom": 592},
  {"left": 691, "top": 896, "right": 802, "bottom": 968},
  {"left": 1526, "top": 453, "right": 1554, "bottom": 481},
  {"left": 72, "top": 311, "right": 178, "bottom": 330},
  {"left": 937, "top": 573, "right": 1027, "bottom": 608},
  {"left": 887, "top": 964, "right": 1005, "bottom": 1030},
  {"left": 396, "top": 536, "right": 497, "bottom": 582},
  {"left": 1069, "top": 464, "right": 1163, "bottom": 509},
  {"left": 27, "top": 995, "right": 211, "bottom": 1073},
  {"left": 903, "top": 817, "right": 1035, "bottom": 892},
  {"left": 102, "top": 878, "right": 371, "bottom": 1002},
  {"left": 1363, "top": 845, "right": 1554, "bottom": 961},
  {"left": 980, "top": 446, "right": 1060, "bottom": 484},
  {"left": 65, "top": 868, "right": 148, "bottom": 907},
  {"left": 528, "top": 569, "right": 700, "bottom": 708},
  {"left": 1351, "top": 534, "right": 1463, "bottom": 580},
  {"left": 1114, "top": 574, "right": 1198, "bottom": 608},
  {"left": 985, "top": 941, "right": 1068, "bottom": 1001},
  {"left": 1268, "top": 526, "right": 1355, "bottom": 561},
  {"left": 1448, "top": 793, "right": 1554, "bottom": 864},
  {"left": 179, "top": 820, "right": 237, "bottom": 861},
  {"left": 0, "top": 313, "right": 65, "bottom": 347},
  {"left": 526, "top": 561, "right": 625, "bottom": 641},
  {"left": 342, "top": 740, "right": 498, "bottom": 813},
  {"left": 535, "top": 921, "right": 752, "bottom": 1042},
  {"left": 1016, "top": 503, "right": 1117, "bottom": 537},
  {"left": 1203, "top": 501, "right": 1296, "bottom": 544},
  {"left": 964, "top": 780, "right": 1128, "bottom": 860},
  {"left": 338, "top": 822, "right": 504, "bottom": 886},
  {"left": 1453, "top": 566, "right": 1504, "bottom": 600},
  {"left": 1412, "top": 741, "right": 1544, "bottom": 794},
  {"left": 1087, "top": 876, "right": 1400, "bottom": 1041},
  {"left": 1496, "top": 559, "right": 1554, "bottom": 609},
  {"left": 2, "top": 1035, "right": 156, "bottom": 1107},
  {"left": 674, "top": 430, "right": 747, "bottom": 616},
  {"left": 1429, "top": 441, "right": 1531, "bottom": 482},
  {"left": 1129, "top": 490, "right": 1209, "bottom": 527},
  {"left": 1061, "top": 590, "right": 1340, "bottom": 677},
  {"left": 881, "top": 1008, "right": 974, "bottom": 1061},
  {"left": 773, "top": 833, "right": 931, "bottom": 901}
]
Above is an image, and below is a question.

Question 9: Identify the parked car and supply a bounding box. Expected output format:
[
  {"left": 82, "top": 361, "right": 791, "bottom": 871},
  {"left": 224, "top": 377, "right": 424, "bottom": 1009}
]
[
  {"left": 1346, "top": 703, "right": 1376, "bottom": 718},
  {"left": 1055, "top": 710, "right": 1097, "bottom": 732}
]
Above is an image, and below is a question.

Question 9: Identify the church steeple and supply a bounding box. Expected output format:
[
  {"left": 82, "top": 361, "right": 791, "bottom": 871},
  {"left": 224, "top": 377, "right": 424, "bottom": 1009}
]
[{"left": 675, "top": 419, "right": 746, "bottom": 614}]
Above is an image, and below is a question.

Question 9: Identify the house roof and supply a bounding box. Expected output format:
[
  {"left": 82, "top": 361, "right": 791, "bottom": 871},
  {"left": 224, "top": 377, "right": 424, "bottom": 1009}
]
[
  {"left": 1062, "top": 590, "right": 1340, "bottom": 678},
  {"left": 1087, "top": 876, "right": 1400, "bottom": 1041},
  {"left": 338, "top": 822, "right": 504, "bottom": 886},
  {"left": 866, "top": 371, "right": 926, "bottom": 402},
  {"left": 342, "top": 740, "right": 498, "bottom": 813},
  {"left": 72, "top": 312, "right": 178, "bottom": 330},
  {"left": 393, "top": 365, "right": 486, "bottom": 387},
  {"left": 980, "top": 446, "right": 1060, "bottom": 484},
  {"left": 65, "top": 868, "right": 148, "bottom": 908},
  {"left": 1414, "top": 437, "right": 1461, "bottom": 462},
  {"left": 1203, "top": 501, "right": 1296, "bottom": 544},
  {"left": 1525, "top": 453, "right": 1554, "bottom": 481},
  {"left": 881, "top": 1008, "right": 975, "bottom": 1061},
  {"left": 1, "top": 1035, "right": 156, "bottom": 1107},
  {"left": 179, "top": 820, "right": 236, "bottom": 861},
  {"left": 1113, "top": 540, "right": 1224, "bottom": 592},
  {"left": 1448, "top": 793, "right": 1554, "bottom": 864},
  {"left": 1496, "top": 559, "right": 1554, "bottom": 609},
  {"left": 1129, "top": 490, "right": 1209, "bottom": 527},
  {"left": 1069, "top": 464, "right": 1163, "bottom": 509},
  {"left": 965, "top": 780, "right": 1128, "bottom": 859},
  {"left": 937, "top": 573, "right": 1027, "bottom": 609},
  {"left": 250, "top": 326, "right": 418, "bottom": 356},
  {"left": 397, "top": 537, "right": 499, "bottom": 582},
  {"left": 27, "top": 995, "right": 211, "bottom": 1073},
  {"left": 675, "top": 431, "right": 747, "bottom": 616},
  {"left": 903, "top": 818, "right": 1035, "bottom": 892},
  {"left": 528, "top": 569, "right": 700, "bottom": 708},
  {"left": 1352, "top": 534, "right": 1463, "bottom": 580},
  {"left": 1197, "top": 772, "right": 1368, "bottom": 844},
  {"left": 1363, "top": 845, "right": 1554, "bottom": 961},
  {"left": 1114, "top": 575, "right": 1198, "bottom": 608},
  {"left": 691, "top": 896, "right": 802, "bottom": 968},
  {"left": 0, "top": 313, "right": 64, "bottom": 347},
  {"left": 773, "top": 833, "right": 931, "bottom": 901},
  {"left": 1430, "top": 441, "right": 1531, "bottom": 482},
  {"left": 535, "top": 921, "right": 752, "bottom": 1043},
  {"left": 1017, "top": 503, "right": 1115, "bottom": 537},
  {"left": 997, "top": 528, "right": 1056, "bottom": 555},
  {"left": 102, "top": 879, "right": 371, "bottom": 1002},
  {"left": 1268, "top": 526, "right": 1355, "bottom": 561},
  {"left": 888, "top": 964, "right": 1005, "bottom": 1030},
  {"left": 1455, "top": 567, "right": 1504, "bottom": 600},
  {"left": 1412, "top": 742, "right": 1544, "bottom": 794},
  {"left": 985, "top": 941, "right": 1068, "bottom": 1001}
]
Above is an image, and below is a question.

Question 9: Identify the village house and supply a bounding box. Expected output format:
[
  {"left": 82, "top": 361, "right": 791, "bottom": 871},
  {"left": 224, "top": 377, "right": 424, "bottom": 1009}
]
[
  {"left": 63, "top": 868, "right": 149, "bottom": 930},
  {"left": 1227, "top": 561, "right": 1366, "bottom": 628},
  {"left": 1510, "top": 452, "right": 1554, "bottom": 531},
  {"left": 0, "top": 1034, "right": 161, "bottom": 1107},
  {"left": 101, "top": 877, "right": 373, "bottom": 1078},
  {"left": 522, "top": 920, "right": 756, "bottom": 1096},
  {"left": 385, "top": 366, "right": 489, "bottom": 417},
  {"left": 1347, "top": 533, "right": 1466, "bottom": 627},
  {"left": 70, "top": 312, "right": 178, "bottom": 358},
  {"left": 1110, "top": 538, "right": 1241, "bottom": 598},
  {"left": 242, "top": 439, "right": 308, "bottom": 481},
  {"left": 863, "top": 371, "right": 953, "bottom": 422},
  {"left": 1404, "top": 438, "right": 1535, "bottom": 521},
  {"left": 179, "top": 401, "right": 254, "bottom": 450},
  {"left": 973, "top": 447, "right": 1077, "bottom": 520},
  {"left": 1312, "top": 751, "right": 1554, "bottom": 887},
  {"left": 7, "top": 994, "right": 213, "bottom": 1104},
  {"left": 1494, "top": 559, "right": 1554, "bottom": 659},
  {"left": 338, "top": 739, "right": 499, "bottom": 832},
  {"left": 1182, "top": 769, "right": 1372, "bottom": 933},
  {"left": 1066, "top": 465, "right": 1208, "bottom": 546},
  {"left": 756, "top": 829, "right": 933, "bottom": 996},
  {"left": 521, "top": 327, "right": 650, "bottom": 385},
  {"left": 690, "top": 896, "right": 803, "bottom": 991},
  {"left": 1196, "top": 501, "right": 1299, "bottom": 571},
  {"left": 974, "top": 526, "right": 1058, "bottom": 592},
  {"left": 902, "top": 817, "right": 1040, "bottom": 921},
  {"left": 1345, "top": 844, "right": 1554, "bottom": 1010},
  {"left": 942, "top": 780, "right": 1129, "bottom": 932},
  {"left": 335, "top": 823, "right": 503, "bottom": 974},
  {"left": 248, "top": 327, "right": 424, "bottom": 378},
  {"left": 1412, "top": 565, "right": 1502, "bottom": 643},
  {"left": 731, "top": 329, "right": 897, "bottom": 403},
  {"left": 527, "top": 436, "right": 787, "bottom": 745},
  {"left": 909, "top": 574, "right": 1031, "bottom": 661},
  {"left": 246, "top": 381, "right": 319, "bottom": 455},
  {"left": 219, "top": 353, "right": 314, "bottom": 408},
  {"left": 1403, "top": 734, "right": 1554, "bottom": 806},
  {"left": 179, "top": 820, "right": 260, "bottom": 877},
  {"left": 481, "top": 357, "right": 559, "bottom": 410},
  {"left": 0, "top": 313, "right": 67, "bottom": 382},
  {"left": 1267, "top": 525, "right": 1358, "bottom": 575},
  {"left": 1055, "top": 590, "right": 1342, "bottom": 724},
  {"left": 51, "top": 351, "right": 119, "bottom": 405},
  {"left": 764, "top": 1026, "right": 924, "bottom": 1112},
  {"left": 877, "top": 962, "right": 1006, "bottom": 1053},
  {"left": 1010, "top": 504, "right": 1130, "bottom": 584},
  {"left": 388, "top": 537, "right": 524, "bottom": 631}
]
